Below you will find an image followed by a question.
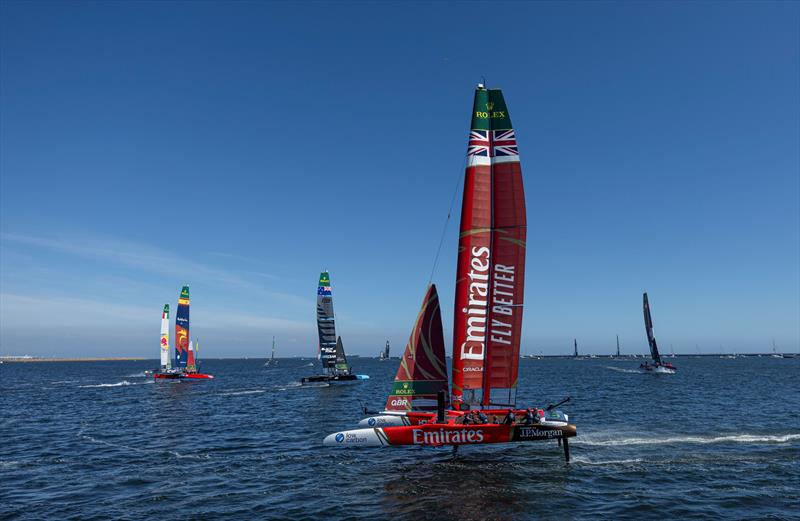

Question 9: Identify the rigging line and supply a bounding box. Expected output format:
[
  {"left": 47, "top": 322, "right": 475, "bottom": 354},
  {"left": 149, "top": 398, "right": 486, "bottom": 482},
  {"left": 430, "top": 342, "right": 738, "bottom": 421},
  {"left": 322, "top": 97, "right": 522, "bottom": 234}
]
[{"left": 428, "top": 154, "right": 467, "bottom": 284}]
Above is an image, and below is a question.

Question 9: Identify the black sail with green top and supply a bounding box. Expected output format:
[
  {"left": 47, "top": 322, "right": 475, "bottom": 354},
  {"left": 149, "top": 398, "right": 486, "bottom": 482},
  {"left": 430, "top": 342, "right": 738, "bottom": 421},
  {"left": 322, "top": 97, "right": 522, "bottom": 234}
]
[{"left": 316, "top": 272, "right": 337, "bottom": 371}]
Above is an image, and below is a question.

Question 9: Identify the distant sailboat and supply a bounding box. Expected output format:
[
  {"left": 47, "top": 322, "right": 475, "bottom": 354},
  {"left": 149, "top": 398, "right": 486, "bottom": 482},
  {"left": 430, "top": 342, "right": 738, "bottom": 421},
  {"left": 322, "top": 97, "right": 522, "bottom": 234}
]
[
  {"left": 379, "top": 340, "right": 390, "bottom": 361},
  {"left": 640, "top": 292, "right": 676, "bottom": 374},
  {"left": 573, "top": 338, "right": 579, "bottom": 358},
  {"left": 615, "top": 335, "right": 620, "bottom": 358},
  {"left": 301, "top": 272, "right": 368, "bottom": 384},
  {"left": 265, "top": 336, "right": 278, "bottom": 366},
  {"left": 154, "top": 286, "right": 213, "bottom": 380}
]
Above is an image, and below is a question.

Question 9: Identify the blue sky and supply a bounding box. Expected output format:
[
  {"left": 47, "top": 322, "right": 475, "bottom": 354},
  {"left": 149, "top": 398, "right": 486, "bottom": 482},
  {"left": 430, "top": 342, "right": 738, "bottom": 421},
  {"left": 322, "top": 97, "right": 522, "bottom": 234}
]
[{"left": 1, "top": 1, "right": 798, "bottom": 357}]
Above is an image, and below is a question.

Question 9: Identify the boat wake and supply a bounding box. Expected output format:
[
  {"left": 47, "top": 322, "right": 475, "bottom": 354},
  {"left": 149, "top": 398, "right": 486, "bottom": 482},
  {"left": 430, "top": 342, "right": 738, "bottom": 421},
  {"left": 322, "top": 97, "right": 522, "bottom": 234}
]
[
  {"left": 51, "top": 380, "right": 79, "bottom": 384},
  {"left": 79, "top": 380, "right": 153, "bottom": 388},
  {"left": 278, "top": 381, "right": 330, "bottom": 390},
  {"left": 571, "top": 456, "right": 644, "bottom": 466},
  {"left": 220, "top": 389, "right": 267, "bottom": 396},
  {"left": 577, "top": 433, "right": 800, "bottom": 446},
  {"left": 604, "top": 366, "right": 641, "bottom": 374},
  {"left": 79, "top": 381, "right": 133, "bottom": 388}
]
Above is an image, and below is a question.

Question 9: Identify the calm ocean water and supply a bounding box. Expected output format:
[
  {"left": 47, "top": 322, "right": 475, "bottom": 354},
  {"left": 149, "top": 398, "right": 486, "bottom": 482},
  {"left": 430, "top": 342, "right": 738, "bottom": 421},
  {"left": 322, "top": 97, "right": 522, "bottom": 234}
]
[{"left": 1, "top": 357, "right": 798, "bottom": 520}]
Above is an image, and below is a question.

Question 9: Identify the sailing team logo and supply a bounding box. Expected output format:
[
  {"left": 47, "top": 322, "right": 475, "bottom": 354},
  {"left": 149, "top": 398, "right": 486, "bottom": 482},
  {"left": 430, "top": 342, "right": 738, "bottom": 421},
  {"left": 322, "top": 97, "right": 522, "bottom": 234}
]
[{"left": 335, "top": 433, "right": 345, "bottom": 443}]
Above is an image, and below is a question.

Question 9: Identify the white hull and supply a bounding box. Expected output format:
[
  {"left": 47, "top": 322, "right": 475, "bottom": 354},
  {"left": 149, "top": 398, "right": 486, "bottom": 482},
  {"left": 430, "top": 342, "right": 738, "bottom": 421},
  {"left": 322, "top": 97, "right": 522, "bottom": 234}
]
[
  {"left": 324, "top": 428, "right": 385, "bottom": 447},
  {"left": 642, "top": 366, "right": 676, "bottom": 374},
  {"left": 358, "top": 414, "right": 410, "bottom": 428}
]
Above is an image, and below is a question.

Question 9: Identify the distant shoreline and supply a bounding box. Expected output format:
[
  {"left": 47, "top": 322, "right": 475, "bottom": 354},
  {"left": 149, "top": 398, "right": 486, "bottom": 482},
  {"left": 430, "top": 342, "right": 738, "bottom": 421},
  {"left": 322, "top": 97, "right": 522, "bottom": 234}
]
[{"left": 0, "top": 357, "right": 148, "bottom": 363}]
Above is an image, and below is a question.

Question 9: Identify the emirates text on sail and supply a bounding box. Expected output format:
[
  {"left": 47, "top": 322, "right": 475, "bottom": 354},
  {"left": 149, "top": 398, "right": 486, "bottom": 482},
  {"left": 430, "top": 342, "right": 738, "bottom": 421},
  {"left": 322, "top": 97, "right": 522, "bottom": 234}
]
[{"left": 459, "top": 246, "right": 518, "bottom": 362}]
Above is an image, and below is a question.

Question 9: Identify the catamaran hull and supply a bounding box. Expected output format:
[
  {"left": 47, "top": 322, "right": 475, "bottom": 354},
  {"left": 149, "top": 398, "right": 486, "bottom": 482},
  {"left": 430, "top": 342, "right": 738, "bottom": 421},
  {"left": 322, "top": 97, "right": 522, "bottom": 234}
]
[
  {"left": 153, "top": 372, "right": 214, "bottom": 380},
  {"left": 357, "top": 410, "right": 568, "bottom": 428},
  {"left": 641, "top": 365, "right": 677, "bottom": 374},
  {"left": 356, "top": 411, "right": 437, "bottom": 428},
  {"left": 301, "top": 374, "right": 369, "bottom": 385},
  {"left": 325, "top": 422, "right": 576, "bottom": 448}
]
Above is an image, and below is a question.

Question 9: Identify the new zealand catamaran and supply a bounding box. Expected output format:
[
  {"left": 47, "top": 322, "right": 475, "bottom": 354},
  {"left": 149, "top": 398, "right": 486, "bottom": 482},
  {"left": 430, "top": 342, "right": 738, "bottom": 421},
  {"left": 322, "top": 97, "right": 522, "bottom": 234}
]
[
  {"left": 154, "top": 286, "right": 214, "bottom": 380},
  {"left": 301, "top": 272, "right": 368, "bottom": 384},
  {"left": 640, "top": 292, "right": 676, "bottom": 374},
  {"left": 323, "top": 85, "right": 576, "bottom": 460}
]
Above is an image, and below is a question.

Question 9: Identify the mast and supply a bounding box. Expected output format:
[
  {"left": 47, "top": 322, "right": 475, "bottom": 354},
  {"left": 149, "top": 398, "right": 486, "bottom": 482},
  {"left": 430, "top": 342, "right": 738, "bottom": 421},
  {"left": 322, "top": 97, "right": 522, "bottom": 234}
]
[
  {"left": 386, "top": 284, "right": 449, "bottom": 412},
  {"left": 643, "top": 292, "right": 662, "bottom": 365},
  {"left": 160, "top": 304, "right": 170, "bottom": 370},
  {"left": 316, "top": 271, "right": 337, "bottom": 374},
  {"left": 574, "top": 339, "right": 578, "bottom": 358},
  {"left": 451, "top": 85, "right": 526, "bottom": 409},
  {"left": 175, "top": 286, "right": 190, "bottom": 370},
  {"left": 271, "top": 336, "right": 276, "bottom": 362},
  {"left": 616, "top": 335, "right": 620, "bottom": 357}
]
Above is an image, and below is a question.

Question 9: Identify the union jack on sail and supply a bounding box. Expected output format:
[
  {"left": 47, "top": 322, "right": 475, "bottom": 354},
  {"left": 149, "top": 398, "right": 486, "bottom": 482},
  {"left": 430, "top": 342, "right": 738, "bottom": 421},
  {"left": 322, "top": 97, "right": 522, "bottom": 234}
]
[
  {"left": 492, "top": 129, "right": 518, "bottom": 157},
  {"left": 467, "top": 130, "right": 490, "bottom": 157}
]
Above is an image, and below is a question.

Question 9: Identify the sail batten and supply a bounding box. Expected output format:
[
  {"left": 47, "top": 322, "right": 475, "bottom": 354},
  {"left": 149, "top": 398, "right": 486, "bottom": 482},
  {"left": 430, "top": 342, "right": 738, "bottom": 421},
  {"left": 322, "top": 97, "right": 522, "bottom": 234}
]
[
  {"left": 452, "top": 86, "right": 527, "bottom": 408},
  {"left": 386, "top": 284, "right": 449, "bottom": 412}
]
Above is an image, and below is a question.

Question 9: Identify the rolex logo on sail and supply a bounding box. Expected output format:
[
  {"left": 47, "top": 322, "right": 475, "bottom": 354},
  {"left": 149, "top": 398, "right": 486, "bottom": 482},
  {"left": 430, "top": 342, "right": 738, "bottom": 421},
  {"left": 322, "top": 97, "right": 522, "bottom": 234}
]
[{"left": 460, "top": 246, "right": 490, "bottom": 361}]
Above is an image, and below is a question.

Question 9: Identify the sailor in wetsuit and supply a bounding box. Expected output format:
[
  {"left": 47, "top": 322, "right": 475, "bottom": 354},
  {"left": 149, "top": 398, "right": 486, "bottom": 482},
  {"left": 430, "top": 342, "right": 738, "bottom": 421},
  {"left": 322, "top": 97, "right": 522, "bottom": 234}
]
[
  {"left": 503, "top": 410, "right": 516, "bottom": 425},
  {"left": 475, "top": 411, "right": 489, "bottom": 424},
  {"left": 462, "top": 412, "right": 473, "bottom": 425}
]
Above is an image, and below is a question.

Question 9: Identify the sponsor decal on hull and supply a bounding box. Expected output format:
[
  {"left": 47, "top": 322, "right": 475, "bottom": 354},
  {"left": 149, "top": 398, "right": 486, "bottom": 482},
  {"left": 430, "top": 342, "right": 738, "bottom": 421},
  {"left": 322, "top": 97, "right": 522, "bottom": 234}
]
[
  {"left": 413, "top": 428, "right": 485, "bottom": 445},
  {"left": 323, "top": 428, "right": 386, "bottom": 447}
]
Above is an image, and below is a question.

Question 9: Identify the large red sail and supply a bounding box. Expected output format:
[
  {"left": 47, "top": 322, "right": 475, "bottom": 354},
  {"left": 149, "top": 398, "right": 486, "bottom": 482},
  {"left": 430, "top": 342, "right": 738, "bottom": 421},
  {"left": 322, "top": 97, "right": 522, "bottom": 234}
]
[
  {"left": 385, "top": 284, "right": 449, "bottom": 412},
  {"left": 451, "top": 86, "right": 526, "bottom": 409}
]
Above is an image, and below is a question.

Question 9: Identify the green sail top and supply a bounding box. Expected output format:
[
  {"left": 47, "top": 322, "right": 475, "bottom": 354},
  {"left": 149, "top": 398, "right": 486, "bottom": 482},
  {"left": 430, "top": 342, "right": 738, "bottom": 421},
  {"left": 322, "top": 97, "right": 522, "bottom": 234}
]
[
  {"left": 180, "top": 286, "right": 190, "bottom": 300},
  {"left": 470, "top": 86, "right": 513, "bottom": 131},
  {"left": 163, "top": 304, "right": 169, "bottom": 316},
  {"left": 319, "top": 272, "right": 331, "bottom": 287}
]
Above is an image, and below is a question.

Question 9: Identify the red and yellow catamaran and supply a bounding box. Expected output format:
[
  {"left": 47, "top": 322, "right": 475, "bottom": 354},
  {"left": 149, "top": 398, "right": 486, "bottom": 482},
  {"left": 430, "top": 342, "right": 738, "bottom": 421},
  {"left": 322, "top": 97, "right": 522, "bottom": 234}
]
[{"left": 323, "top": 85, "right": 576, "bottom": 460}]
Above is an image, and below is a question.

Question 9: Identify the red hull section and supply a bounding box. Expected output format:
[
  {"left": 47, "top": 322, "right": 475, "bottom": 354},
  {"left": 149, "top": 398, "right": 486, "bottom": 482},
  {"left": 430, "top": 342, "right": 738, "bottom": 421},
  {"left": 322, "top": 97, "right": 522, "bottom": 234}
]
[
  {"left": 153, "top": 372, "right": 214, "bottom": 380},
  {"left": 381, "top": 422, "right": 575, "bottom": 447}
]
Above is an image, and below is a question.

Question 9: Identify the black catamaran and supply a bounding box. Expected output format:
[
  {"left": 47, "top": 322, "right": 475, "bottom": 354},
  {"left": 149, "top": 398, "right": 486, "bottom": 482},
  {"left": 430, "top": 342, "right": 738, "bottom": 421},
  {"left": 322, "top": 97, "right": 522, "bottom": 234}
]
[
  {"left": 640, "top": 292, "right": 677, "bottom": 373},
  {"left": 379, "top": 340, "right": 390, "bottom": 361},
  {"left": 301, "top": 271, "right": 367, "bottom": 384},
  {"left": 265, "top": 336, "right": 277, "bottom": 366}
]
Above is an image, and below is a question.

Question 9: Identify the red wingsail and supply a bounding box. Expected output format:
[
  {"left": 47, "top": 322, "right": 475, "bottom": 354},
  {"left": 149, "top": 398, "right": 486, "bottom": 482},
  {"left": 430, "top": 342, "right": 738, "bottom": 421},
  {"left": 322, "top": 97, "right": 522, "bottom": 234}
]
[
  {"left": 451, "top": 86, "right": 527, "bottom": 409},
  {"left": 385, "top": 284, "right": 449, "bottom": 412}
]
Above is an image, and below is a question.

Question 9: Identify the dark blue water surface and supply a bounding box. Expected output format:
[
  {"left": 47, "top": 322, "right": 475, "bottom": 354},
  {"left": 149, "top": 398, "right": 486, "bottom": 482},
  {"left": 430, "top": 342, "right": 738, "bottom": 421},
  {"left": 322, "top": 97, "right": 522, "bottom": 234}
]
[{"left": 1, "top": 357, "right": 798, "bottom": 520}]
